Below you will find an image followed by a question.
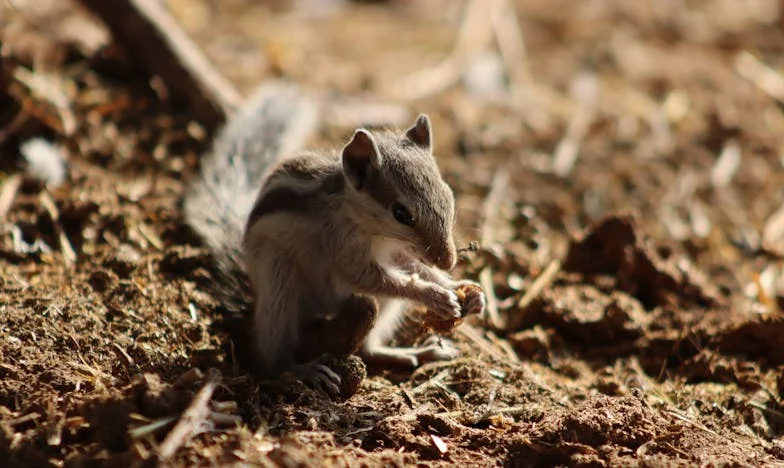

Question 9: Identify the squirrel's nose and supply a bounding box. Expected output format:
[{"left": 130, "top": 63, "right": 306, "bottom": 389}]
[{"left": 434, "top": 244, "right": 457, "bottom": 270}]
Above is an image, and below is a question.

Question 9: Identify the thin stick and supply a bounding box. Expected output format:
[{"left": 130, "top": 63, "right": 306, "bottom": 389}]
[
  {"left": 735, "top": 51, "right": 784, "bottom": 103},
  {"left": 662, "top": 409, "right": 720, "bottom": 437},
  {"left": 129, "top": 416, "right": 178, "bottom": 440},
  {"left": 478, "top": 268, "right": 501, "bottom": 328},
  {"left": 209, "top": 411, "right": 242, "bottom": 427},
  {"left": 0, "top": 174, "right": 23, "bottom": 220},
  {"left": 762, "top": 204, "right": 784, "bottom": 248},
  {"left": 13, "top": 68, "right": 77, "bottom": 136},
  {"left": 75, "top": 0, "right": 241, "bottom": 127},
  {"left": 486, "top": 331, "right": 520, "bottom": 362},
  {"left": 552, "top": 73, "right": 598, "bottom": 177},
  {"left": 385, "top": 0, "right": 499, "bottom": 99},
  {"left": 400, "top": 404, "right": 529, "bottom": 422},
  {"left": 480, "top": 170, "right": 510, "bottom": 245},
  {"left": 39, "top": 189, "right": 77, "bottom": 265},
  {"left": 137, "top": 222, "right": 164, "bottom": 250},
  {"left": 0, "top": 109, "right": 30, "bottom": 146},
  {"left": 478, "top": 169, "right": 509, "bottom": 330},
  {"left": 7, "top": 412, "right": 41, "bottom": 426},
  {"left": 710, "top": 139, "right": 741, "bottom": 188},
  {"left": 516, "top": 259, "right": 560, "bottom": 311},
  {"left": 157, "top": 368, "right": 221, "bottom": 461},
  {"left": 491, "top": 0, "right": 532, "bottom": 90},
  {"left": 456, "top": 324, "right": 509, "bottom": 364}
]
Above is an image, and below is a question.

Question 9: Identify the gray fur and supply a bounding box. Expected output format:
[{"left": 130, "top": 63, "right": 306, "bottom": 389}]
[
  {"left": 343, "top": 125, "right": 458, "bottom": 270},
  {"left": 244, "top": 116, "right": 477, "bottom": 376},
  {"left": 184, "top": 81, "right": 319, "bottom": 313},
  {"left": 187, "top": 92, "right": 484, "bottom": 382}
]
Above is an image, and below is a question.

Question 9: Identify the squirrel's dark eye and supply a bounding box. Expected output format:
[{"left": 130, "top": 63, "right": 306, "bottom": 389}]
[{"left": 392, "top": 202, "right": 414, "bottom": 226}]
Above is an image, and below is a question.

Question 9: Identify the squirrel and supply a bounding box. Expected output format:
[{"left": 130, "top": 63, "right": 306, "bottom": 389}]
[{"left": 185, "top": 81, "right": 485, "bottom": 395}]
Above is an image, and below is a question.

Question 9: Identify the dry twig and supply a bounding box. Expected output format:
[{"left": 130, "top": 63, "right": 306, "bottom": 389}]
[
  {"left": 662, "top": 409, "right": 720, "bottom": 437},
  {"left": 157, "top": 368, "right": 223, "bottom": 461},
  {"left": 0, "top": 108, "right": 30, "bottom": 146},
  {"left": 129, "top": 416, "right": 178, "bottom": 440},
  {"left": 385, "top": 0, "right": 499, "bottom": 99},
  {"left": 13, "top": 67, "right": 77, "bottom": 136},
  {"left": 400, "top": 403, "right": 529, "bottom": 423},
  {"left": 735, "top": 51, "right": 784, "bottom": 103},
  {"left": 456, "top": 324, "right": 510, "bottom": 364},
  {"left": 762, "top": 205, "right": 784, "bottom": 249},
  {"left": 710, "top": 139, "right": 741, "bottom": 188},
  {"left": 516, "top": 259, "right": 561, "bottom": 311},
  {"left": 75, "top": 0, "right": 241, "bottom": 127},
  {"left": 0, "top": 174, "right": 23, "bottom": 220},
  {"left": 552, "top": 73, "right": 598, "bottom": 177},
  {"left": 490, "top": 0, "right": 532, "bottom": 91},
  {"left": 478, "top": 169, "right": 509, "bottom": 330},
  {"left": 39, "top": 189, "right": 77, "bottom": 265}
]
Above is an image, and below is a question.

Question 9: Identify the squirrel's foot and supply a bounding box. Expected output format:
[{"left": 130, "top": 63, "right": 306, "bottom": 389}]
[
  {"left": 289, "top": 361, "right": 342, "bottom": 395},
  {"left": 417, "top": 335, "right": 461, "bottom": 363},
  {"left": 360, "top": 337, "right": 459, "bottom": 368}
]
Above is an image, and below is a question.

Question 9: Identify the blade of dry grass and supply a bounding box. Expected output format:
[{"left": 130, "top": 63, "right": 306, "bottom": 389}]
[
  {"left": 516, "top": 259, "right": 561, "bottom": 311},
  {"left": 157, "top": 368, "right": 222, "bottom": 461},
  {"left": 478, "top": 169, "right": 509, "bottom": 330}
]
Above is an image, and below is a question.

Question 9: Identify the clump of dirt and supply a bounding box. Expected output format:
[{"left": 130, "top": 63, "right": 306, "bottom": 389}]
[
  {"left": 564, "top": 214, "right": 724, "bottom": 310},
  {"left": 537, "top": 285, "right": 649, "bottom": 345}
]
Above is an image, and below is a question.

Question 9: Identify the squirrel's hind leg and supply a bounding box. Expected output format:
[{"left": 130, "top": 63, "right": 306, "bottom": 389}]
[
  {"left": 248, "top": 247, "right": 346, "bottom": 394},
  {"left": 291, "top": 294, "right": 379, "bottom": 395},
  {"left": 359, "top": 299, "right": 460, "bottom": 368},
  {"left": 297, "top": 294, "right": 379, "bottom": 361}
]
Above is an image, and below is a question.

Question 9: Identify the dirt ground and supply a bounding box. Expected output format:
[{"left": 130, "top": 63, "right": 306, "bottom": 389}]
[{"left": 3, "top": 0, "right": 784, "bottom": 466}]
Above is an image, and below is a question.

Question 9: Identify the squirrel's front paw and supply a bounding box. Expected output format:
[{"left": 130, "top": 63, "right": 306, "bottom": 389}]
[{"left": 426, "top": 286, "right": 461, "bottom": 319}]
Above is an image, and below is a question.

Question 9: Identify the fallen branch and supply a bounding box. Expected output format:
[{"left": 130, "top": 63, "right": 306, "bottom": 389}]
[
  {"left": 457, "top": 324, "right": 510, "bottom": 364},
  {"left": 491, "top": 0, "right": 532, "bottom": 91},
  {"left": 384, "top": 0, "right": 499, "bottom": 99},
  {"left": 478, "top": 169, "right": 509, "bottom": 330},
  {"left": 75, "top": 0, "right": 241, "bottom": 127},
  {"left": 39, "top": 189, "right": 77, "bottom": 265},
  {"left": 0, "top": 174, "right": 23, "bottom": 220},
  {"left": 0, "top": 107, "right": 30, "bottom": 147},
  {"left": 13, "top": 68, "right": 77, "bottom": 136},
  {"left": 157, "top": 368, "right": 222, "bottom": 461},
  {"left": 400, "top": 403, "right": 530, "bottom": 423},
  {"left": 763, "top": 204, "right": 784, "bottom": 249},
  {"left": 710, "top": 139, "right": 741, "bottom": 188},
  {"left": 129, "top": 416, "right": 178, "bottom": 440},
  {"left": 552, "top": 73, "right": 597, "bottom": 177},
  {"left": 735, "top": 51, "right": 784, "bottom": 104},
  {"left": 516, "top": 259, "right": 561, "bottom": 311}
]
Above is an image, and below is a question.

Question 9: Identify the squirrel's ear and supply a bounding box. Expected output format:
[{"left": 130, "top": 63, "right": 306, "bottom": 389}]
[
  {"left": 405, "top": 114, "right": 432, "bottom": 150},
  {"left": 342, "top": 129, "right": 381, "bottom": 190}
]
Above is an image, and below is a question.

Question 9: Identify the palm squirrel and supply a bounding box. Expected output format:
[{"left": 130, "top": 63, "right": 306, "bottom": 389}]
[{"left": 185, "top": 81, "right": 485, "bottom": 394}]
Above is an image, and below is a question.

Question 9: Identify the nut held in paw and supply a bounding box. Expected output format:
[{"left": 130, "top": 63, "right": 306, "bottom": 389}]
[
  {"left": 424, "top": 283, "right": 485, "bottom": 333},
  {"left": 455, "top": 283, "right": 484, "bottom": 317}
]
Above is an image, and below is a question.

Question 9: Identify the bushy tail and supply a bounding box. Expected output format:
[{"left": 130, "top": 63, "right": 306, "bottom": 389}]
[{"left": 184, "top": 81, "right": 319, "bottom": 313}]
